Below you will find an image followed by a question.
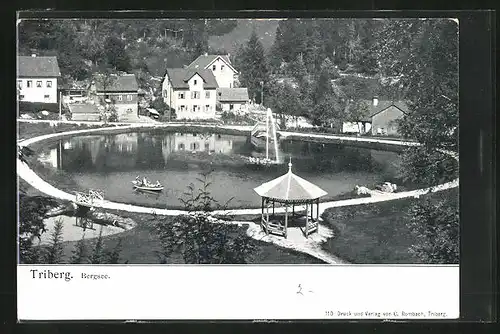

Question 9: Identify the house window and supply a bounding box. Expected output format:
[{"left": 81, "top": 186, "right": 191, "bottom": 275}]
[
  {"left": 205, "top": 91, "right": 210, "bottom": 99},
  {"left": 212, "top": 65, "right": 216, "bottom": 71},
  {"left": 19, "top": 95, "right": 24, "bottom": 100},
  {"left": 178, "top": 143, "right": 185, "bottom": 150},
  {"left": 221, "top": 64, "right": 225, "bottom": 71},
  {"left": 205, "top": 105, "right": 210, "bottom": 112},
  {"left": 162, "top": 90, "right": 167, "bottom": 98},
  {"left": 36, "top": 81, "right": 42, "bottom": 88},
  {"left": 118, "top": 95, "right": 123, "bottom": 101},
  {"left": 191, "top": 91, "right": 200, "bottom": 99},
  {"left": 194, "top": 79, "right": 197, "bottom": 85},
  {"left": 27, "top": 80, "right": 32, "bottom": 88},
  {"left": 46, "top": 81, "right": 52, "bottom": 88},
  {"left": 127, "top": 95, "right": 133, "bottom": 101},
  {"left": 17, "top": 80, "right": 22, "bottom": 89},
  {"left": 229, "top": 104, "right": 234, "bottom": 110},
  {"left": 205, "top": 142, "right": 210, "bottom": 151},
  {"left": 44, "top": 95, "right": 50, "bottom": 99},
  {"left": 178, "top": 92, "right": 185, "bottom": 99}
]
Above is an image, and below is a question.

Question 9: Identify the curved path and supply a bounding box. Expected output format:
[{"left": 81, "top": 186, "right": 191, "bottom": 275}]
[{"left": 17, "top": 122, "right": 459, "bottom": 264}]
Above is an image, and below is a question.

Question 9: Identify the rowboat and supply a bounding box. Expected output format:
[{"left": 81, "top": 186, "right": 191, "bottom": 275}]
[{"left": 131, "top": 180, "right": 164, "bottom": 192}]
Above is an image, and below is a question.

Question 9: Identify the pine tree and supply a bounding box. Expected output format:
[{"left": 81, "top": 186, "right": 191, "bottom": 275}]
[
  {"left": 104, "top": 238, "right": 123, "bottom": 264},
  {"left": 70, "top": 234, "right": 89, "bottom": 264},
  {"left": 104, "top": 36, "right": 131, "bottom": 72},
  {"left": 43, "top": 218, "right": 65, "bottom": 264},
  {"left": 236, "top": 30, "right": 270, "bottom": 104},
  {"left": 90, "top": 227, "right": 104, "bottom": 264}
]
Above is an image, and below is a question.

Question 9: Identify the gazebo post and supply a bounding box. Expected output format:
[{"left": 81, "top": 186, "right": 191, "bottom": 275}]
[
  {"left": 284, "top": 203, "right": 288, "bottom": 239},
  {"left": 292, "top": 204, "right": 295, "bottom": 217},
  {"left": 311, "top": 201, "right": 314, "bottom": 221},
  {"left": 305, "top": 201, "right": 309, "bottom": 238},
  {"left": 272, "top": 201, "right": 275, "bottom": 217},
  {"left": 261, "top": 197, "right": 264, "bottom": 231},
  {"left": 317, "top": 198, "right": 320, "bottom": 221},
  {"left": 266, "top": 198, "right": 270, "bottom": 235}
]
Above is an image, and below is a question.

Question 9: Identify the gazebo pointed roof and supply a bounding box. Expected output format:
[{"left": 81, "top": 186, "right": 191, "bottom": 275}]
[{"left": 254, "top": 161, "right": 328, "bottom": 202}]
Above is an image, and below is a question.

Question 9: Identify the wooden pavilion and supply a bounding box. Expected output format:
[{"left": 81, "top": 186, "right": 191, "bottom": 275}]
[{"left": 253, "top": 161, "right": 328, "bottom": 239}]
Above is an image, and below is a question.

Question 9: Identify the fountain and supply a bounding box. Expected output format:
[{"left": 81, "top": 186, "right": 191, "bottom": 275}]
[{"left": 250, "top": 108, "right": 281, "bottom": 164}]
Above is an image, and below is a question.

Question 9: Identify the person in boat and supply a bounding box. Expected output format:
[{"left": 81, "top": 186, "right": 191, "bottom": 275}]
[
  {"left": 135, "top": 176, "right": 141, "bottom": 185},
  {"left": 143, "top": 177, "right": 148, "bottom": 187}
]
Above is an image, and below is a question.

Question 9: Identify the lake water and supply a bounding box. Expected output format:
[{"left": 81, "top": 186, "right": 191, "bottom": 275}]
[{"left": 36, "top": 130, "right": 401, "bottom": 209}]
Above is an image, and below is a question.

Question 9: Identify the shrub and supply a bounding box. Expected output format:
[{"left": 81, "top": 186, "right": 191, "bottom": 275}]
[{"left": 18, "top": 102, "right": 59, "bottom": 114}]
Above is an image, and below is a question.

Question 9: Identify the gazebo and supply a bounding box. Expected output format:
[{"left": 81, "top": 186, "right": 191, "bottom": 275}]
[{"left": 253, "top": 160, "right": 328, "bottom": 239}]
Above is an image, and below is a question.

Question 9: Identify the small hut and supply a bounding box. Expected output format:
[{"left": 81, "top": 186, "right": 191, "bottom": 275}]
[{"left": 253, "top": 161, "right": 328, "bottom": 238}]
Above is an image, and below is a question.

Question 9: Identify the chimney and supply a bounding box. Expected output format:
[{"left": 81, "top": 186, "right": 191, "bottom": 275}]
[{"left": 372, "top": 96, "right": 379, "bottom": 107}]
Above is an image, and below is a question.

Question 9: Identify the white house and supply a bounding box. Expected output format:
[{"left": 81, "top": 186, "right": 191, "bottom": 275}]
[
  {"left": 216, "top": 87, "right": 249, "bottom": 113},
  {"left": 17, "top": 55, "right": 61, "bottom": 103},
  {"left": 186, "top": 53, "right": 238, "bottom": 88},
  {"left": 170, "top": 133, "right": 235, "bottom": 154},
  {"left": 162, "top": 68, "right": 218, "bottom": 120}
]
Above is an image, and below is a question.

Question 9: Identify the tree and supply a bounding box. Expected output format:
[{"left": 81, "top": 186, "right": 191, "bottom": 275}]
[
  {"left": 345, "top": 100, "right": 370, "bottom": 133},
  {"left": 151, "top": 97, "right": 168, "bottom": 115},
  {"left": 267, "top": 81, "right": 302, "bottom": 128},
  {"left": 234, "top": 30, "right": 270, "bottom": 104},
  {"left": 89, "top": 228, "right": 105, "bottom": 264},
  {"left": 309, "top": 59, "right": 345, "bottom": 127},
  {"left": 104, "top": 36, "right": 131, "bottom": 72},
  {"left": 153, "top": 170, "right": 256, "bottom": 264},
  {"left": 104, "top": 238, "right": 124, "bottom": 264},
  {"left": 287, "top": 54, "right": 308, "bottom": 84},
  {"left": 374, "top": 19, "right": 458, "bottom": 185},
  {"left": 406, "top": 191, "right": 459, "bottom": 264},
  {"left": 18, "top": 194, "right": 58, "bottom": 264},
  {"left": 43, "top": 218, "right": 65, "bottom": 264},
  {"left": 70, "top": 234, "right": 89, "bottom": 264}
]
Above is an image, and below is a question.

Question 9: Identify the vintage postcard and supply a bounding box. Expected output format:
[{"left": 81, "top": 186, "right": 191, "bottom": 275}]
[{"left": 17, "top": 15, "right": 459, "bottom": 320}]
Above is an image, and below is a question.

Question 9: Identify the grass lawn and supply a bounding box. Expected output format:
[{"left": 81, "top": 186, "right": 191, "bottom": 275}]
[
  {"left": 321, "top": 188, "right": 459, "bottom": 264},
  {"left": 17, "top": 121, "right": 119, "bottom": 141},
  {"left": 58, "top": 209, "right": 324, "bottom": 264},
  {"left": 18, "top": 178, "right": 323, "bottom": 264}
]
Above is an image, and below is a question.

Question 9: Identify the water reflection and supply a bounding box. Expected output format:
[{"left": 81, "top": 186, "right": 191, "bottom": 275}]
[
  {"left": 38, "top": 131, "right": 402, "bottom": 209},
  {"left": 48, "top": 132, "right": 248, "bottom": 172}
]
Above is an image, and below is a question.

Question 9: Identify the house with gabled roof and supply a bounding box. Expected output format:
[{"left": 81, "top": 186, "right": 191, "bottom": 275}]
[
  {"left": 342, "top": 97, "right": 409, "bottom": 136},
  {"left": 17, "top": 55, "right": 61, "bottom": 104},
  {"left": 162, "top": 68, "right": 219, "bottom": 120},
  {"left": 186, "top": 53, "right": 237, "bottom": 89},
  {"left": 217, "top": 87, "right": 250, "bottom": 113},
  {"left": 89, "top": 73, "right": 140, "bottom": 121}
]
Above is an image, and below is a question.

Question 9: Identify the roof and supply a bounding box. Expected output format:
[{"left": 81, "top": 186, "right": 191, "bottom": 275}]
[
  {"left": 346, "top": 100, "right": 409, "bottom": 122},
  {"left": 254, "top": 162, "right": 328, "bottom": 202},
  {"left": 17, "top": 56, "right": 61, "bottom": 77},
  {"left": 217, "top": 88, "right": 249, "bottom": 102},
  {"left": 93, "top": 73, "right": 138, "bottom": 92},
  {"left": 165, "top": 68, "right": 219, "bottom": 89},
  {"left": 186, "top": 54, "right": 237, "bottom": 73}
]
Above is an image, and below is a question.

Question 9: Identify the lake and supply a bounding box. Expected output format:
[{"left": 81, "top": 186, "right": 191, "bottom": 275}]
[{"left": 36, "top": 130, "right": 402, "bottom": 209}]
